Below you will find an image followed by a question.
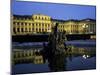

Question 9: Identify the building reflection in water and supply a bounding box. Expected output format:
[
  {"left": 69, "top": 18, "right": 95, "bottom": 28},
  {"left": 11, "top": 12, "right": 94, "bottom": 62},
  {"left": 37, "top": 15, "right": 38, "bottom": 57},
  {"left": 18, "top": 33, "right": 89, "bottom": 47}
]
[{"left": 12, "top": 46, "right": 96, "bottom": 71}]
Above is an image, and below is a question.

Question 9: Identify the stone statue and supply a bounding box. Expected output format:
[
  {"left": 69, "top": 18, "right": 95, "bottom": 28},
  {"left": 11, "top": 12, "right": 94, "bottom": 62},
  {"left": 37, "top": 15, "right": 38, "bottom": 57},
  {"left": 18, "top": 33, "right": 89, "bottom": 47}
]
[
  {"left": 42, "top": 23, "right": 67, "bottom": 71},
  {"left": 48, "top": 23, "right": 67, "bottom": 55}
]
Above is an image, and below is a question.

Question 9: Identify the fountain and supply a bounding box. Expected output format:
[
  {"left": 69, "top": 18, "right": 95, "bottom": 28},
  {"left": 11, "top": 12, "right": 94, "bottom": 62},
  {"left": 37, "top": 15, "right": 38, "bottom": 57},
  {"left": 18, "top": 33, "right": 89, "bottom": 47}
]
[{"left": 41, "top": 23, "right": 67, "bottom": 71}]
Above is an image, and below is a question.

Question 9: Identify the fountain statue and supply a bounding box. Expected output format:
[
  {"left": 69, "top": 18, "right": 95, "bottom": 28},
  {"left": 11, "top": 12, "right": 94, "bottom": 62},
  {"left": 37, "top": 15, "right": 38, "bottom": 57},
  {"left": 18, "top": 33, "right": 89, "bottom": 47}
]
[
  {"left": 41, "top": 23, "right": 67, "bottom": 71},
  {"left": 48, "top": 23, "right": 67, "bottom": 54}
]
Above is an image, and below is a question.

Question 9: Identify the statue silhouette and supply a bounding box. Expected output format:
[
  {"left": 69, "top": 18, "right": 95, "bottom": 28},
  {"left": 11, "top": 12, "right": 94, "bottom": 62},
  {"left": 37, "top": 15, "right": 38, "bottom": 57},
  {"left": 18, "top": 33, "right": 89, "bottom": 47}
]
[{"left": 41, "top": 23, "right": 67, "bottom": 71}]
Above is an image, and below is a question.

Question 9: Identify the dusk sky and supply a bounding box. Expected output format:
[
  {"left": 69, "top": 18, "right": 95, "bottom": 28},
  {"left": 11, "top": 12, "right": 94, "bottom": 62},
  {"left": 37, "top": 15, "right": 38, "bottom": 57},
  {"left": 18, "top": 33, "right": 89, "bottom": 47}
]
[{"left": 12, "top": 0, "right": 96, "bottom": 20}]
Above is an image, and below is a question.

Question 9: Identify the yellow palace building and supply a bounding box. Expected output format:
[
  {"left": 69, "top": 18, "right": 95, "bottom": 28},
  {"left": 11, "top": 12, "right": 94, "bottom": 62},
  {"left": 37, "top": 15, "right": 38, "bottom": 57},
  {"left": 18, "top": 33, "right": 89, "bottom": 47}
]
[
  {"left": 12, "top": 14, "right": 52, "bottom": 35},
  {"left": 11, "top": 14, "right": 96, "bottom": 35}
]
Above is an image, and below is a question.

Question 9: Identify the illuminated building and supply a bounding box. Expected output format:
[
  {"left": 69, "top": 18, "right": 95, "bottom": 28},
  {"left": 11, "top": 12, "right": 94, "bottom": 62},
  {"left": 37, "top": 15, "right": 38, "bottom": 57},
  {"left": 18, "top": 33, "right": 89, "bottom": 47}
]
[
  {"left": 12, "top": 14, "right": 96, "bottom": 35},
  {"left": 12, "top": 14, "right": 52, "bottom": 35},
  {"left": 52, "top": 19, "right": 96, "bottom": 34},
  {"left": 63, "top": 20, "right": 79, "bottom": 34},
  {"left": 78, "top": 19, "right": 96, "bottom": 34}
]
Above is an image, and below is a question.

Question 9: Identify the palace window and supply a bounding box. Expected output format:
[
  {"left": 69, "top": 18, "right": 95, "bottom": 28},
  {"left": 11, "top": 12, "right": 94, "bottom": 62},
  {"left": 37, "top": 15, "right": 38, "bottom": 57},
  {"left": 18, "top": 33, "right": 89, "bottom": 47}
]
[
  {"left": 42, "top": 29, "right": 44, "bottom": 32},
  {"left": 36, "top": 23, "right": 37, "bottom": 26},
  {"left": 32, "top": 28, "right": 34, "bottom": 31},
  {"left": 29, "top": 28, "right": 31, "bottom": 32},
  {"left": 45, "top": 17, "right": 47, "bottom": 20},
  {"left": 17, "top": 22, "right": 19, "bottom": 25},
  {"left": 21, "top": 28, "right": 24, "bottom": 32},
  {"left": 45, "top": 24, "right": 47, "bottom": 27},
  {"left": 25, "top": 28, "right": 27, "bottom": 32},
  {"left": 42, "top": 17, "right": 44, "bottom": 20},
  {"left": 32, "top": 23, "right": 34, "bottom": 27},
  {"left": 35, "top": 16, "right": 37, "bottom": 19},
  {"left": 21, "top": 22, "right": 23, "bottom": 25},
  {"left": 17, "top": 28, "right": 20, "bottom": 32}
]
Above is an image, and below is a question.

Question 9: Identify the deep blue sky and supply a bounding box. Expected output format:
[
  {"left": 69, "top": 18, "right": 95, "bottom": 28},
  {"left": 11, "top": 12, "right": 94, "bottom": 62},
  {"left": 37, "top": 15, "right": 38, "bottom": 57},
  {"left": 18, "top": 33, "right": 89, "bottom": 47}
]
[{"left": 12, "top": 0, "right": 96, "bottom": 20}]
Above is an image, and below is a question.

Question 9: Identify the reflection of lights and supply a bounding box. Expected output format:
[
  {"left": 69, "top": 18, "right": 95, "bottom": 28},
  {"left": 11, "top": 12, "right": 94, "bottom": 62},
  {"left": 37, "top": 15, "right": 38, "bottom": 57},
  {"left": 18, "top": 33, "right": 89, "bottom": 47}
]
[
  {"left": 33, "top": 32, "right": 36, "bottom": 34},
  {"left": 83, "top": 55, "right": 86, "bottom": 59},
  {"left": 82, "top": 54, "right": 90, "bottom": 59},
  {"left": 69, "top": 32, "right": 72, "bottom": 34},
  {"left": 90, "top": 32, "right": 93, "bottom": 33},
  {"left": 87, "top": 55, "right": 90, "bottom": 58}
]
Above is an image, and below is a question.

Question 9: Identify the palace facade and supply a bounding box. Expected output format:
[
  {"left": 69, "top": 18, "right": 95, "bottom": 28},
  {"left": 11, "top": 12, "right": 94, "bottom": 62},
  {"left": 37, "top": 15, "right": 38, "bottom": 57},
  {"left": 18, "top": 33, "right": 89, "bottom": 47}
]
[{"left": 11, "top": 14, "right": 96, "bottom": 35}]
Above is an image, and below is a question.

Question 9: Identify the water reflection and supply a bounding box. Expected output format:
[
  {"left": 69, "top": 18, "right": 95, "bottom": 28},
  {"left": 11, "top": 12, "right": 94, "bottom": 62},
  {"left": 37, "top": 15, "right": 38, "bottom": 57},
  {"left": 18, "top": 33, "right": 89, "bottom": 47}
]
[
  {"left": 12, "top": 41, "right": 96, "bottom": 74},
  {"left": 48, "top": 53, "right": 66, "bottom": 72}
]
